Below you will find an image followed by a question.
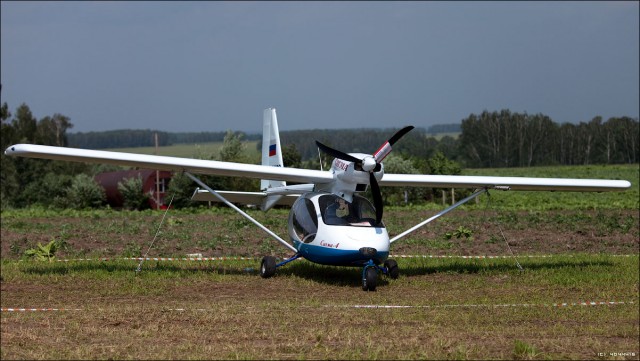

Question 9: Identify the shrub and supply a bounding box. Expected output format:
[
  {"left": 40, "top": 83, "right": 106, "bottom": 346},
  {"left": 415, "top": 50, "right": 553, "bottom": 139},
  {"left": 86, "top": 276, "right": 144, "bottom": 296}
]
[
  {"left": 118, "top": 176, "right": 151, "bottom": 210},
  {"left": 63, "top": 174, "right": 106, "bottom": 209}
]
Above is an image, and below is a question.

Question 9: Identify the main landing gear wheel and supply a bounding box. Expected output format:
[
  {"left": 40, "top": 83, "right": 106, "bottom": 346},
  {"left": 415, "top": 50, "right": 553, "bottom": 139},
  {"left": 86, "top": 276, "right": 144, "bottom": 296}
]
[
  {"left": 260, "top": 256, "right": 276, "bottom": 278},
  {"left": 384, "top": 259, "right": 399, "bottom": 279},
  {"left": 362, "top": 267, "right": 378, "bottom": 291}
]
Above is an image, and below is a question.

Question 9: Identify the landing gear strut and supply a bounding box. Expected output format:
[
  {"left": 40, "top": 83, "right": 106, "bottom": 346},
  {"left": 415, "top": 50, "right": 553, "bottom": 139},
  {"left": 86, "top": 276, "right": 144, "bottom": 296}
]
[{"left": 260, "top": 254, "right": 301, "bottom": 278}]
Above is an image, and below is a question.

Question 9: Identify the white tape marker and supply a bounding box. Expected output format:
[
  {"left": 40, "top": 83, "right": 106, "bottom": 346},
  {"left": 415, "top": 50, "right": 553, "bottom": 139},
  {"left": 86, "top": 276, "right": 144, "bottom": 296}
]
[
  {"left": 45, "top": 256, "right": 262, "bottom": 263},
  {"left": 3, "top": 300, "right": 634, "bottom": 313},
  {"left": 1, "top": 308, "right": 82, "bottom": 312},
  {"left": 45, "top": 254, "right": 635, "bottom": 263},
  {"left": 389, "top": 254, "right": 634, "bottom": 259},
  {"left": 343, "top": 300, "right": 635, "bottom": 309}
]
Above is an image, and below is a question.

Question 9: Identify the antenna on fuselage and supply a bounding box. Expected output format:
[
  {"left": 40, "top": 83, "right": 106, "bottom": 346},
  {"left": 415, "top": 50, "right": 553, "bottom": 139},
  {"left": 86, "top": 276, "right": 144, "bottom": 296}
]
[{"left": 317, "top": 146, "right": 323, "bottom": 172}]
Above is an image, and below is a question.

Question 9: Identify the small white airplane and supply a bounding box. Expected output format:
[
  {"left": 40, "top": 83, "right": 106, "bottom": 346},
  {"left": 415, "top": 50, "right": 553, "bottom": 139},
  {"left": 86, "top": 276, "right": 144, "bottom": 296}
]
[{"left": 5, "top": 108, "right": 631, "bottom": 291}]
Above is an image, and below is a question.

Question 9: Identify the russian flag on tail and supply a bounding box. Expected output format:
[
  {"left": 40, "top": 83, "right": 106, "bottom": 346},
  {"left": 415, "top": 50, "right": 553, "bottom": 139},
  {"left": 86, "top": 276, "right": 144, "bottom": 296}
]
[{"left": 269, "top": 144, "right": 277, "bottom": 157}]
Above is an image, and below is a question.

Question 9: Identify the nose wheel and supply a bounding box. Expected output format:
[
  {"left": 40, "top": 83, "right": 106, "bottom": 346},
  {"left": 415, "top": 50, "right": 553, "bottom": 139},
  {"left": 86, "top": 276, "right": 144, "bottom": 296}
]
[
  {"left": 362, "top": 259, "right": 399, "bottom": 291},
  {"left": 362, "top": 266, "right": 378, "bottom": 291}
]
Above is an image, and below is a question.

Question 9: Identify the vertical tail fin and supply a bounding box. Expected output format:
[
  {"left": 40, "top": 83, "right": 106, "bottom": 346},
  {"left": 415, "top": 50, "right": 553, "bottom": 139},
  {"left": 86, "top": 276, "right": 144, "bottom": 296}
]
[{"left": 260, "top": 108, "right": 286, "bottom": 210}]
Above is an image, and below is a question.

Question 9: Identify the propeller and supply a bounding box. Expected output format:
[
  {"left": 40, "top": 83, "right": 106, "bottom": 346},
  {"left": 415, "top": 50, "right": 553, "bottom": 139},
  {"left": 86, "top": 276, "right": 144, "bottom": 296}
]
[{"left": 316, "top": 126, "right": 414, "bottom": 225}]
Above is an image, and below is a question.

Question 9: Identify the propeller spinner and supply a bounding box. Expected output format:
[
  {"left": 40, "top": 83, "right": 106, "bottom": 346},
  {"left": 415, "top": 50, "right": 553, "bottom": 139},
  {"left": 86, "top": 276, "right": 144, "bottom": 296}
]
[{"left": 316, "top": 126, "right": 414, "bottom": 225}]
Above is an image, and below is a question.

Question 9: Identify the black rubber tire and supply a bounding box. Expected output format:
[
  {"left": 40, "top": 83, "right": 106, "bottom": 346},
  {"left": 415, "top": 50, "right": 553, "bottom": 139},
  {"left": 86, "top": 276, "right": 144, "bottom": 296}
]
[
  {"left": 384, "top": 259, "right": 399, "bottom": 279},
  {"left": 362, "top": 267, "right": 377, "bottom": 291},
  {"left": 260, "top": 256, "right": 276, "bottom": 278}
]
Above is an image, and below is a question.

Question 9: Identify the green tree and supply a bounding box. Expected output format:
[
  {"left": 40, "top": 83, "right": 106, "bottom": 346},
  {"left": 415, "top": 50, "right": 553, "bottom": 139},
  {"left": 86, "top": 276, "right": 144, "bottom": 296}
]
[
  {"left": 36, "top": 114, "right": 73, "bottom": 146},
  {"left": 63, "top": 174, "right": 106, "bottom": 209},
  {"left": 381, "top": 154, "right": 424, "bottom": 205},
  {"left": 13, "top": 104, "right": 37, "bottom": 143},
  {"left": 118, "top": 175, "right": 151, "bottom": 210},
  {"left": 219, "top": 130, "right": 247, "bottom": 163},
  {"left": 164, "top": 172, "right": 197, "bottom": 208},
  {"left": 216, "top": 131, "right": 258, "bottom": 192},
  {"left": 0, "top": 102, "right": 18, "bottom": 208},
  {"left": 21, "top": 172, "right": 73, "bottom": 207},
  {"left": 282, "top": 143, "right": 302, "bottom": 168},
  {"left": 609, "top": 117, "right": 639, "bottom": 164},
  {"left": 426, "top": 150, "right": 463, "bottom": 203},
  {"left": 427, "top": 150, "right": 461, "bottom": 175},
  {"left": 1, "top": 103, "right": 84, "bottom": 209}
]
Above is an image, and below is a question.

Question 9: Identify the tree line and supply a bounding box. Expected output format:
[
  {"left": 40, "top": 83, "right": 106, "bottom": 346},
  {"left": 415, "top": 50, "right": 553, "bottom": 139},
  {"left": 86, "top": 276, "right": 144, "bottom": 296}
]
[
  {"left": 459, "top": 110, "right": 638, "bottom": 168},
  {"left": 273, "top": 112, "right": 639, "bottom": 169},
  {"left": 2, "top": 103, "right": 94, "bottom": 209},
  {"left": 66, "top": 125, "right": 454, "bottom": 151}
]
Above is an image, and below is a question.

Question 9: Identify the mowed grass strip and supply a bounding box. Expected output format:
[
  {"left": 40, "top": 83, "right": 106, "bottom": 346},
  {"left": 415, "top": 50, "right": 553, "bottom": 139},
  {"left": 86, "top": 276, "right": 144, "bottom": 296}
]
[{"left": 2, "top": 255, "right": 638, "bottom": 360}]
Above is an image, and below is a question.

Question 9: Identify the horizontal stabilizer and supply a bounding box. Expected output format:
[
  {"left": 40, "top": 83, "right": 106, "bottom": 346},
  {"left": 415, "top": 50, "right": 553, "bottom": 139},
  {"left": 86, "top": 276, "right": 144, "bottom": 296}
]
[{"left": 191, "top": 188, "right": 298, "bottom": 208}]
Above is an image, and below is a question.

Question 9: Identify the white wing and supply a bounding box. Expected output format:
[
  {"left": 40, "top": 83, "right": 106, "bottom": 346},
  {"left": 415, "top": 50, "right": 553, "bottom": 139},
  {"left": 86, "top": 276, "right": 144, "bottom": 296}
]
[
  {"left": 5, "top": 144, "right": 332, "bottom": 185},
  {"left": 5, "top": 144, "right": 631, "bottom": 192},
  {"left": 380, "top": 173, "right": 631, "bottom": 192}
]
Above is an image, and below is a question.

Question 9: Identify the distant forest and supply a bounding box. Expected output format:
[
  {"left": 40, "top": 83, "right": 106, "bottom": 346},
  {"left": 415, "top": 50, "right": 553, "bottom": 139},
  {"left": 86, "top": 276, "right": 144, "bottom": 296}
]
[
  {"left": 65, "top": 114, "right": 639, "bottom": 167},
  {"left": 66, "top": 123, "right": 459, "bottom": 150},
  {"left": 67, "top": 130, "right": 262, "bottom": 149}
]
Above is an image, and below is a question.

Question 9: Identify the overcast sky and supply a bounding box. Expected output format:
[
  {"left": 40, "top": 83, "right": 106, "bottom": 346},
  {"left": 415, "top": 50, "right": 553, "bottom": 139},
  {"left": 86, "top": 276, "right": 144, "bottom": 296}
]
[{"left": 1, "top": 1, "right": 638, "bottom": 133}]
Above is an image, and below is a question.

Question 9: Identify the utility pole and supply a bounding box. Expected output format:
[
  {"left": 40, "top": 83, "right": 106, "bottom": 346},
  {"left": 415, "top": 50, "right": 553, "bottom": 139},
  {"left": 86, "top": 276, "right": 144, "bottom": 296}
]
[{"left": 155, "top": 132, "right": 160, "bottom": 210}]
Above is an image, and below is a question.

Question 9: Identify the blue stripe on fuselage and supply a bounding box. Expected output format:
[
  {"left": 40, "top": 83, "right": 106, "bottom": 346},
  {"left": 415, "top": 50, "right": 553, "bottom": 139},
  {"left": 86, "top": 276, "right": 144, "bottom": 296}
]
[{"left": 294, "top": 242, "right": 389, "bottom": 266}]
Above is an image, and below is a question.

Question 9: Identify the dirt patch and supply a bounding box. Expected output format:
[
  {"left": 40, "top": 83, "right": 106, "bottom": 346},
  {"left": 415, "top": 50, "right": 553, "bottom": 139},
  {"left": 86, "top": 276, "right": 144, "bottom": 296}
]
[{"left": 1, "top": 209, "right": 638, "bottom": 259}]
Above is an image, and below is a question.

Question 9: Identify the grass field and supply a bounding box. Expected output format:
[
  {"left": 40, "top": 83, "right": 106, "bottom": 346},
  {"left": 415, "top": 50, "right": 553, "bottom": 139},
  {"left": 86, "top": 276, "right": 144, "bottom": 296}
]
[
  {"left": 1, "top": 164, "right": 639, "bottom": 359},
  {"left": 462, "top": 164, "right": 638, "bottom": 210},
  {"left": 1, "top": 255, "right": 638, "bottom": 359},
  {"left": 106, "top": 141, "right": 261, "bottom": 160}
]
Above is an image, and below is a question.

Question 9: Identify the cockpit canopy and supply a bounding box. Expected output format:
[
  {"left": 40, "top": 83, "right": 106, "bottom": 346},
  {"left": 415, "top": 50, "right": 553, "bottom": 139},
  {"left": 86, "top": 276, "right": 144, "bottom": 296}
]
[
  {"left": 288, "top": 193, "right": 383, "bottom": 245},
  {"left": 318, "top": 194, "right": 379, "bottom": 226}
]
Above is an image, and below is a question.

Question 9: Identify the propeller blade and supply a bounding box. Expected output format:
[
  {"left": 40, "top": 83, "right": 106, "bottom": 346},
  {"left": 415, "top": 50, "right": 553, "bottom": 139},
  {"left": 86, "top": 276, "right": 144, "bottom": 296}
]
[
  {"left": 315, "top": 141, "right": 361, "bottom": 164},
  {"left": 369, "top": 172, "right": 383, "bottom": 225},
  {"left": 388, "top": 125, "right": 415, "bottom": 146},
  {"left": 374, "top": 125, "right": 415, "bottom": 162}
]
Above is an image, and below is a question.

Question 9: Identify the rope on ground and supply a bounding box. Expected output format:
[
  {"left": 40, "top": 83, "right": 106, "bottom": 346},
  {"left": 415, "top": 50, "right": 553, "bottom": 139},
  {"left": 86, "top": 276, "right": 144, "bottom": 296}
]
[
  {"left": 482, "top": 190, "right": 524, "bottom": 271},
  {"left": 136, "top": 192, "right": 175, "bottom": 274}
]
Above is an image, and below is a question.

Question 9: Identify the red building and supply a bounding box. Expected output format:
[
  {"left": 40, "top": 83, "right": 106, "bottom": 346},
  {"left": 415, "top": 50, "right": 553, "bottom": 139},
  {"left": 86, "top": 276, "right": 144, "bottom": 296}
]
[{"left": 94, "top": 169, "right": 172, "bottom": 209}]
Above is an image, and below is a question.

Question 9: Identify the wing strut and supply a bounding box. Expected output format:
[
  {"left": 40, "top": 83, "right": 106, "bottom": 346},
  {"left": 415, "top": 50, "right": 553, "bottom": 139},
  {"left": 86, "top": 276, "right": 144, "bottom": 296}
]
[
  {"left": 184, "top": 172, "right": 298, "bottom": 253},
  {"left": 389, "top": 188, "right": 488, "bottom": 244}
]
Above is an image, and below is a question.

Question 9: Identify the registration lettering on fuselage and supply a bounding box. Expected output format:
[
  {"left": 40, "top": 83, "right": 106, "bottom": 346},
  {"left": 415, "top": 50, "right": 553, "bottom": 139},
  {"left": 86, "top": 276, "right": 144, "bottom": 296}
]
[
  {"left": 320, "top": 240, "right": 340, "bottom": 249},
  {"left": 334, "top": 159, "right": 349, "bottom": 171}
]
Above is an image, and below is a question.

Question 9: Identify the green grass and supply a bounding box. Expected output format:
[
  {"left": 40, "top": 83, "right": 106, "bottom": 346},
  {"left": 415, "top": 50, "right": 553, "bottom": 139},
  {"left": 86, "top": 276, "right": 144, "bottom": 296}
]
[
  {"left": 462, "top": 164, "right": 639, "bottom": 210},
  {"left": 105, "top": 140, "right": 260, "bottom": 160},
  {"left": 1, "top": 255, "right": 638, "bottom": 360},
  {"left": 425, "top": 131, "right": 460, "bottom": 140}
]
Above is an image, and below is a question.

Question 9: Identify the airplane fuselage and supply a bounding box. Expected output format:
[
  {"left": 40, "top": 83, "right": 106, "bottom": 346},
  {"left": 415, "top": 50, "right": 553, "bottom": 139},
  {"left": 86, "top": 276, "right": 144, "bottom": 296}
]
[{"left": 287, "top": 192, "right": 390, "bottom": 266}]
